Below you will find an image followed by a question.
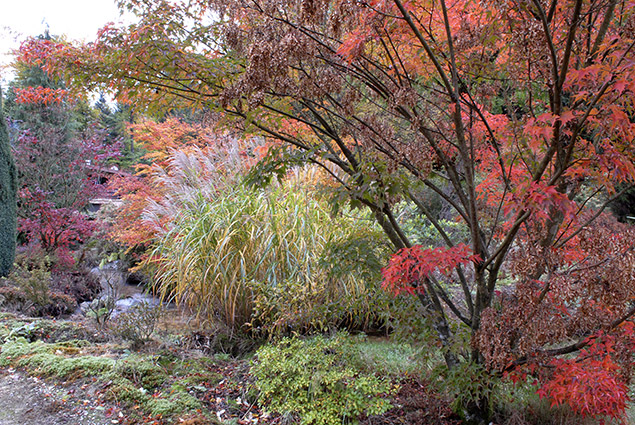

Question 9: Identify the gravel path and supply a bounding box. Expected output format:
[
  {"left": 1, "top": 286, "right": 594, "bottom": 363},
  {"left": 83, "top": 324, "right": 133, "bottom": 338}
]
[{"left": 0, "top": 368, "right": 115, "bottom": 425}]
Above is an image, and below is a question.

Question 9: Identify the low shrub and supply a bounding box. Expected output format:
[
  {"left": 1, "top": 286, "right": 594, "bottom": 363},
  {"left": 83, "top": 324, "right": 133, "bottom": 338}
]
[
  {"left": 435, "top": 360, "right": 500, "bottom": 421},
  {"left": 113, "top": 302, "right": 161, "bottom": 347},
  {"left": 50, "top": 269, "right": 101, "bottom": 304},
  {"left": 45, "top": 292, "right": 77, "bottom": 316},
  {"left": 251, "top": 333, "right": 394, "bottom": 425},
  {"left": 185, "top": 324, "right": 257, "bottom": 357},
  {"left": 13, "top": 256, "right": 52, "bottom": 315},
  {"left": 0, "top": 257, "right": 81, "bottom": 317},
  {"left": 86, "top": 296, "right": 116, "bottom": 331},
  {"left": 0, "top": 286, "right": 27, "bottom": 310}
]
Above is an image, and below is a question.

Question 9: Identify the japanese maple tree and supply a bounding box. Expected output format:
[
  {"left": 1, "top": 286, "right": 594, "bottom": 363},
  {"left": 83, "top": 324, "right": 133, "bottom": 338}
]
[{"left": 23, "top": 0, "right": 635, "bottom": 420}]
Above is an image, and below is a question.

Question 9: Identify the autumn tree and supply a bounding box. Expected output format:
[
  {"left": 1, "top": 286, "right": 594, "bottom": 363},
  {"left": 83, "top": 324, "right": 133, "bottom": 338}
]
[
  {"left": 25, "top": 0, "right": 635, "bottom": 421},
  {"left": 7, "top": 62, "right": 87, "bottom": 210},
  {"left": 0, "top": 88, "right": 18, "bottom": 277},
  {"left": 7, "top": 47, "right": 120, "bottom": 265}
]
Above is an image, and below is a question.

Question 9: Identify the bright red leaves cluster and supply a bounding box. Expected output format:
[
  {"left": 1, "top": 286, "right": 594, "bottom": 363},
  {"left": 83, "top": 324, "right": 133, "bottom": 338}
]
[
  {"left": 537, "top": 323, "right": 635, "bottom": 422},
  {"left": 382, "top": 244, "right": 478, "bottom": 296},
  {"left": 18, "top": 188, "right": 96, "bottom": 267}
]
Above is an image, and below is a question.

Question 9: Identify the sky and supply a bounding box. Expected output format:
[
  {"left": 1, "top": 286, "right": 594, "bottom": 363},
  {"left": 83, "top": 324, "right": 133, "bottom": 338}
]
[{"left": 0, "top": 0, "right": 131, "bottom": 84}]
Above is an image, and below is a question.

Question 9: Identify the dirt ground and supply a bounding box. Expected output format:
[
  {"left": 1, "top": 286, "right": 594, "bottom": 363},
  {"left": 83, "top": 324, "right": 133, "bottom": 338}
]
[{"left": 0, "top": 367, "right": 119, "bottom": 425}]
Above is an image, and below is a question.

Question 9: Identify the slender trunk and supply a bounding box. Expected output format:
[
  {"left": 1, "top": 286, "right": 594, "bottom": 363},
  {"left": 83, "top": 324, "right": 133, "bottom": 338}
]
[
  {"left": 372, "top": 209, "right": 408, "bottom": 250},
  {"left": 373, "top": 207, "right": 461, "bottom": 368},
  {"left": 417, "top": 290, "right": 460, "bottom": 368}
]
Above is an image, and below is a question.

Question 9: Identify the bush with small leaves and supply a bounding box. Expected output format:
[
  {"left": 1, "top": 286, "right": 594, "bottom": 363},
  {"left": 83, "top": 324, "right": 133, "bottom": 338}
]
[
  {"left": 0, "top": 286, "right": 27, "bottom": 311},
  {"left": 251, "top": 333, "right": 394, "bottom": 425},
  {"left": 50, "top": 268, "right": 100, "bottom": 304},
  {"left": 45, "top": 293, "right": 77, "bottom": 316},
  {"left": 12, "top": 256, "right": 52, "bottom": 315},
  {"left": 113, "top": 301, "right": 161, "bottom": 346}
]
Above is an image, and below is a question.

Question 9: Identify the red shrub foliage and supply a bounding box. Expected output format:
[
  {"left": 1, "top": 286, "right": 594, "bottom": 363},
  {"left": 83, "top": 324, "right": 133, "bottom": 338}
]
[{"left": 18, "top": 187, "right": 96, "bottom": 267}]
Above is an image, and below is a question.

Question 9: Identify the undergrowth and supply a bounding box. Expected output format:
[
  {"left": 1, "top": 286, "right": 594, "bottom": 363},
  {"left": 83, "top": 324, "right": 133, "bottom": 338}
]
[
  {"left": 0, "top": 315, "right": 224, "bottom": 423},
  {"left": 252, "top": 333, "right": 396, "bottom": 425},
  {"left": 0, "top": 311, "right": 612, "bottom": 425}
]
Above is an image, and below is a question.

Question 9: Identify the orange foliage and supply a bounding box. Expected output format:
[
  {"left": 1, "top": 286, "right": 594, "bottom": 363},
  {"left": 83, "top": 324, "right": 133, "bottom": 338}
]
[
  {"left": 108, "top": 117, "right": 259, "bottom": 251},
  {"left": 14, "top": 86, "right": 69, "bottom": 105},
  {"left": 129, "top": 118, "right": 215, "bottom": 170},
  {"left": 107, "top": 118, "right": 215, "bottom": 250}
]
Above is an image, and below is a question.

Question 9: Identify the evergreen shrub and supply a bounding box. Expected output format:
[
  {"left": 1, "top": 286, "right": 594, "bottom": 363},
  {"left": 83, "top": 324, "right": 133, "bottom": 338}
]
[{"left": 251, "top": 333, "right": 394, "bottom": 425}]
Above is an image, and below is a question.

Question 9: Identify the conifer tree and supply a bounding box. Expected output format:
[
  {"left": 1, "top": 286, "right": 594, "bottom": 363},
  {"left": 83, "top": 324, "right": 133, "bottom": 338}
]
[{"left": 0, "top": 88, "right": 17, "bottom": 277}]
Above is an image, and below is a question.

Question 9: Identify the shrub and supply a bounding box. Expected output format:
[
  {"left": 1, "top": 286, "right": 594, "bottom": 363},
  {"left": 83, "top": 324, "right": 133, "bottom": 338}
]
[
  {"left": 86, "top": 296, "right": 116, "bottom": 331},
  {"left": 86, "top": 264, "right": 120, "bottom": 330},
  {"left": 435, "top": 361, "right": 500, "bottom": 421},
  {"left": 13, "top": 256, "right": 52, "bottom": 315},
  {"left": 0, "top": 286, "right": 27, "bottom": 311},
  {"left": 50, "top": 268, "right": 100, "bottom": 304},
  {"left": 113, "top": 302, "right": 161, "bottom": 347},
  {"left": 185, "top": 324, "right": 257, "bottom": 357},
  {"left": 0, "top": 257, "right": 79, "bottom": 317},
  {"left": 45, "top": 292, "right": 77, "bottom": 316},
  {"left": 251, "top": 333, "right": 394, "bottom": 425}
]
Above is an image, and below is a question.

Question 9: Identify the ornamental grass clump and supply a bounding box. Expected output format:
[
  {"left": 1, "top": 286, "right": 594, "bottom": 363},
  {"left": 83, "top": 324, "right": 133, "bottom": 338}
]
[{"left": 146, "top": 150, "right": 390, "bottom": 334}]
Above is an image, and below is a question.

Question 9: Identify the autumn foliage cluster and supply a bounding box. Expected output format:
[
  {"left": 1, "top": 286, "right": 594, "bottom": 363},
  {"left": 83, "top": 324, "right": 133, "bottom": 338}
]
[
  {"left": 106, "top": 117, "right": 259, "bottom": 254},
  {"left": 18, "top": 0, "right": 635, "bottom": 421},
  {"left": 14, "top": 86, "right": 68, "bottom": 105}
]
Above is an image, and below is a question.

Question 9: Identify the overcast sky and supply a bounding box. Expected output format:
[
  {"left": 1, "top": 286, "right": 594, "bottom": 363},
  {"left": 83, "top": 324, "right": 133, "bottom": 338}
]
[{"left": 0, "top": 0, "right": 131, "bottom": 84}]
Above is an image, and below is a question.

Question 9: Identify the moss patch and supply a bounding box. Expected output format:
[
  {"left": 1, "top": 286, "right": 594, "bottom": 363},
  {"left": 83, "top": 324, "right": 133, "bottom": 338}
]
[{"left": 0, "top": 337, "right": 212, "bottom": 423}]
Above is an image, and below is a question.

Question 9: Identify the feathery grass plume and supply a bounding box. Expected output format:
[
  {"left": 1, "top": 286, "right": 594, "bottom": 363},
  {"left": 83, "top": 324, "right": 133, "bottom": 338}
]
[{"left": 145, "top": 149, "right": 390, "bottom": 335}]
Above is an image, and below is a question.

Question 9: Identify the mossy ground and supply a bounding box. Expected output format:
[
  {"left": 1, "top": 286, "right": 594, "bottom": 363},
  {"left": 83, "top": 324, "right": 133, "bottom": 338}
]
[{"left": 0, "top": 313, "right": 259, "bottom": 425}]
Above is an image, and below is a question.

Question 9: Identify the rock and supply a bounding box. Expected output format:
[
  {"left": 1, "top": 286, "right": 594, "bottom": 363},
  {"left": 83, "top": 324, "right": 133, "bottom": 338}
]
[
  {"left": 111, "top": 293, "right": 162, "bottom": 317},
  {"left": 79, "top": 301, "right": 91, "bottom": 313}
]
